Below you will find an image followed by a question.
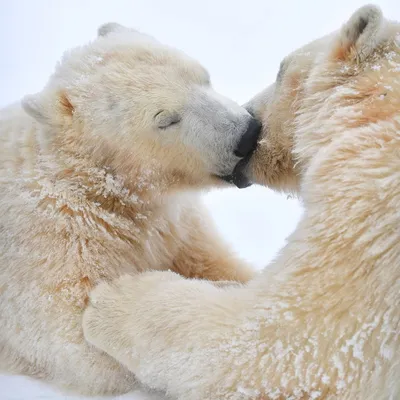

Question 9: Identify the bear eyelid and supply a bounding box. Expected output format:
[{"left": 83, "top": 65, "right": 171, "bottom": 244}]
[{"left": 154, "top": 110, "right": 181, "bottom": 129}]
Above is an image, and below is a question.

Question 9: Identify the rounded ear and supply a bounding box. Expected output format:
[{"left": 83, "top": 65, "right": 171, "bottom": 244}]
[
  {"left": 22, "top": 93, "right": 50, "bottom": 125},
  {"left": 334, "top": 5, "right": 384, "bottom": 62},
  {"left": 97, "top": 22, "right": 129, "bottom": 37},
  {"left": 97, "top": 22, "right": 158, "bottom": 43},
  {"left": 22, "top": 91, "right": 74, "bottom": 126}
]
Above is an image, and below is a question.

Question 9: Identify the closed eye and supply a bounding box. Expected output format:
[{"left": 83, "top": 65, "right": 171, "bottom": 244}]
[{"left": 154, "top": 110, "right": 181, "bottom": 129}]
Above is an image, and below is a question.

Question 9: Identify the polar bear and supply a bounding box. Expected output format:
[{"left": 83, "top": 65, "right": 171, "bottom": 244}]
[
  {"left": 83, "top": 5, "right": 400, "bottom": 400},
  {"left": 0, "top": 24, "right": 260, "bottom": 394}
]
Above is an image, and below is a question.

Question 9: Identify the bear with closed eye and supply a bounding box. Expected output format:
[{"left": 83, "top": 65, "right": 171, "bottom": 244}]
[
  {"left": 83, "top": 6, "right": 400, "bottom": 399},
  {"left": 0, "top": 23, "right": 258, "bottom": 394}
]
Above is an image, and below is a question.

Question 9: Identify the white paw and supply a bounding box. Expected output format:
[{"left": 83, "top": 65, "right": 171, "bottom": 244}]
[
  {"left": 82, "top": 278, "right": 129, "bottom": 354},
  {"left": 83, "top": 271, "right": 181, "bottom": 355}
]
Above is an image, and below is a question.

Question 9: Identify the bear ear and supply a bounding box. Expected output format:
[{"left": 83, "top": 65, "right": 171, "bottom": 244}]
[
  {"left": 334, "top": 5, "right": 384, "bottom": 62},
  {"left": 22, "top": 91, "right": 74, "bottom": 126},
  {"left": 98, "top": 22, "right": 159, "bottom": 45},
  {"left": 98, "top": 22, "right": 131, "bottom": 37},
  {"left": 22, "top": 93, "right": 50, "bottom": 125}
]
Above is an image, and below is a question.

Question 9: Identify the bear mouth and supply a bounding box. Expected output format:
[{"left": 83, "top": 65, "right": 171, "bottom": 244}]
[
  {"left": 219, "top": 123, "right": 261, "bottom": 189},
  {"left": 219, "top": 151, "right": 255, "bottom": 189}
]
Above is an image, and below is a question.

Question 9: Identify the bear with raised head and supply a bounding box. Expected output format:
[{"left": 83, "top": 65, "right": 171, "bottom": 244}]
[
  {"left": 84, "top": 6, "right": 400, "bottom": 399},
  {"left": 0, "top": 23, "right": 259, "bottom": 394}
]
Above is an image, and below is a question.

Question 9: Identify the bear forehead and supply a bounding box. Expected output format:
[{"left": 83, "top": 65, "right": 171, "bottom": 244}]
[{"left": 58, "top": 39, "right": 210, "bottom": 87}]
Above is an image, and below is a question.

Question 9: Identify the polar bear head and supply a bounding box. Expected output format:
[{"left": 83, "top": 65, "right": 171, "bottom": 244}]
[
  {"left": 245, "top": 5, "right": 400, "bottom": 193},
  {"left": 22, "top": 24, "right": 260, "bottom": 193}
]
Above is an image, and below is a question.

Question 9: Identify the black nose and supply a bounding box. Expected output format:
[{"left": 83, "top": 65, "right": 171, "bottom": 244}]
[{"left": 234, "top": 117, "right": 262, "bottom": 158}]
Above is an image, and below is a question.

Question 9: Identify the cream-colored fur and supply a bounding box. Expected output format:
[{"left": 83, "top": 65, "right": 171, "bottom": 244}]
[
  {"left": 0, "top": 24, "right": 255, "bottom": 395},
  {"left": 83, "top": 6, "right": 400, "bottom": 399}
]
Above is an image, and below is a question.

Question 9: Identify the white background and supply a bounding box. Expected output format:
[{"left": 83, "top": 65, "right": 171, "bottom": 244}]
[{"left": 0, "top": 1, "right": 398, "bottom": 399}]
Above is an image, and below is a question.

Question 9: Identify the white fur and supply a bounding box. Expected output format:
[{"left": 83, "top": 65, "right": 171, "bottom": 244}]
[{"left": 0, "top": 24, "right": 255, "bottom": 395}]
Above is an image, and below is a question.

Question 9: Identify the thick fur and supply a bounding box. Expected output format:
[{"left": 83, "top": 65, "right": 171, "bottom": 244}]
[
  {"left": 0, "top": 24, "right": 255, "bottom": 394},
  {"left": 83, "top": 6, "right": 400, "bottom": 399}
]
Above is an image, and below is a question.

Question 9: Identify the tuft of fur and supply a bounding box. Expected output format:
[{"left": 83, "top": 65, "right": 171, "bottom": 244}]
[{"left": 83, "top": 6, "right": 400, "bottom": 399}]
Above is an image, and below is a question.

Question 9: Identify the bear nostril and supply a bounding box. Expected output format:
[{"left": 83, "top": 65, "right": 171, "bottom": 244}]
[{"left": 234, "top": 117, "right": 262, "bottom": 158}]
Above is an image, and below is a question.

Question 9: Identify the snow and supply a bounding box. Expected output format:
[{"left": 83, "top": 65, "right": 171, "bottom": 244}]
[
  {"left": 1, "top": 0, "right": 399, "bottom": 399},
  {"left": 0, "top": 375, "right": 164, "bottom": 400}
]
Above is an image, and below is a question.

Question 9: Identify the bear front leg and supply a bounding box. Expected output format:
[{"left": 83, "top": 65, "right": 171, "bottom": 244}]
[
  {"left": 171, "top": 238, "right": 255, "bottom": 283},
  {"left": 171, "top": 207, "right": 255, "bottom": 284},
  {"left": 83, "top": 271, "right": 241, "bottom": 400}
]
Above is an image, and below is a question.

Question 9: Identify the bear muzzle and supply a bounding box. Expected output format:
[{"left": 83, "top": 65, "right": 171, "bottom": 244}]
[{"left": 221, "top": 117, "right": 262, "bottom": 189}]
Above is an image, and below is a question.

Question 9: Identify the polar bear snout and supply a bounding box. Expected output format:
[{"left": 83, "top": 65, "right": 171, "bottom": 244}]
[
  {"left": 219, "top": 117, "right": 261, "bottom": 189},
  {"left": 234, "top": 117, "right": 261, "bottom": 159}
]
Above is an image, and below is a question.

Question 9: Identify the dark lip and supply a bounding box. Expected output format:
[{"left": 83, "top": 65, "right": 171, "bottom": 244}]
[
  {"left": 219, "top": 148, "right": 256, "bottom": 189},
  {"left": 219, "top": 121, "right": 262, "bottom": 189}
]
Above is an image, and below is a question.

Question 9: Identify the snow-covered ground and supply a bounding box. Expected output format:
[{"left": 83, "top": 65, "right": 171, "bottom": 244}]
[{"left": 1, "top": 0, "right": 399, "bottom": 399}]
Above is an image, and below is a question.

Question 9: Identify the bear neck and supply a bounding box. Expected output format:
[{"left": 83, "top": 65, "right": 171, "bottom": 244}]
[
  {"left": 38, "top": 147, "right": 175, "bottom": 225},
  {"left": 257, "top": 215, "right": 398, "bottom": 312},
  {"left": 53, "top": 126, "right": 196, "bottom": 210}
]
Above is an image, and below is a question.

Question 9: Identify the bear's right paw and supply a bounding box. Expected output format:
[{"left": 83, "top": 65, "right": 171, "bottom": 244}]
[
  {"left": 83, "top": 271, "right": 182, "bottom": 358},
  {"left": 82, "top": 278, "right": 132, "bottom": 356}
]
